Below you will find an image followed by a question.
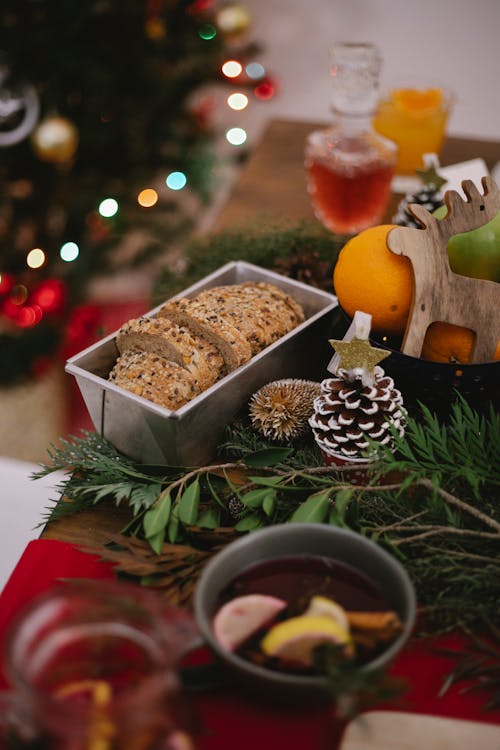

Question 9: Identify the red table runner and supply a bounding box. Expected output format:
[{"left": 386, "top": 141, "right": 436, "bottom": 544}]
[{"left": 1, "top": 539, "right": 498, "bottom": 749}]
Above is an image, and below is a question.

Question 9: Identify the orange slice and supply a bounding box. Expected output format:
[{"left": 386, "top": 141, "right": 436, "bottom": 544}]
[
  {"left": 392, "top": 87, "right": 444, "bottom": 116},
  {"left": 213, "top": 594, "right": 287, "bottom": 651},
  {"left": 260, "top": 614, "right": 352, "bottom": 667}
]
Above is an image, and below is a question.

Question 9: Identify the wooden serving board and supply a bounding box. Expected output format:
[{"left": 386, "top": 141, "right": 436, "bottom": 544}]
[{"left": 340, "top": 711, "right": 500, "bottom": 750}]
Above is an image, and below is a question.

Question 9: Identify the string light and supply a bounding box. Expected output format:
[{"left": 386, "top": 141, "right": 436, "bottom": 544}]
[
  {"left": 60, "top": 242, "right": 79, "bottom": 262},
  {"left": 245, "top": 62, "right": 265, "bottom": 80},
  {"left": 137, "top": 188, "right": 158, "bottom": 207},
  {"left": 254, "top": 79, "right": 276, "bottom": 100},
  {"left": 226, "top": 127, "right": 247, "bottom": 146},
  {"left": 99, "top": 198, "right": 119, "bottom": 218},
  {"left": 166, "top": 171, "right": 187, "bottom": 190},
  {"left": 198, "top": 23, "right": 216, "bottom": 40},
  {"left": 221, "top": 60, "right": 242, "bottom": 78},
  {"left": 227, "top": 92, "right": 248, "bottom": 111},
  {"left": 26, "top": 247, "right": 45, "bottom": 269}
]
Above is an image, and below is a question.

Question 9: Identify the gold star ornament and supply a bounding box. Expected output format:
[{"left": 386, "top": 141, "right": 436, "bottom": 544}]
[{"left": 328, "top": 337, "right": 390, "bottom": 385}]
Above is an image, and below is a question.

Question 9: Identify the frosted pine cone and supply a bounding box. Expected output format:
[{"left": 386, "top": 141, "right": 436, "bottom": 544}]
[{"left": 309, "top": 366, "right": 405, "bottom": 460}]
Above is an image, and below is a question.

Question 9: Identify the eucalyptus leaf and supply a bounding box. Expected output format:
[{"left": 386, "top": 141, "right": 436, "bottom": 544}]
[
  {"left": 241, "top": 487, "right": 270, "bottom": 509},
  {"left": 205, "top": 474, "right": 227, "bottom": 509},
  {"left": 334, "top": 488, "right": 354, "bottom": 523},
  {"left": 289, "top": 490, "right": 331, "bottom": 523},
  {"left": 196, "top": 508, "right": 220, "bottom": 529},
  {"left": 143, "top": 491, "right": 172, "bottom": 539},
  {"left": 168, "top": 505, "right": 180, "bottom": 544},
  {"left": 147, "top": 529, "right": 166, "bottom": 555},
  {"left": 262, "top": 490, "right": 276, "bottom": 517},
  {"left": 234, "top": 513, "right": 263, "bottom": 531},
  {"left": 178, "top": 480, "right": 200, "bottom": 524}
]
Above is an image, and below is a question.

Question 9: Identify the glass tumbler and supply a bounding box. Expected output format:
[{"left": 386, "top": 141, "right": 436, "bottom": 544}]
[{"left": 0, "top": 580, "right": 198, "bottom": 750}]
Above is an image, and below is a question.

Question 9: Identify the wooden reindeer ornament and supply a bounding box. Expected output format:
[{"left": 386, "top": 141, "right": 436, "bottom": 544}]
[{"left": 387, "top": 175, "right": 500, "bottom": 364}]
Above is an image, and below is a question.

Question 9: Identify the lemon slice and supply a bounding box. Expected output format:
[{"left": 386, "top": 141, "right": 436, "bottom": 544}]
[
  {"left": 392, "top": 87, "right": 444, "bottom": 117},
  {"left": 304, "top": 595, "right": 349, "bottom": 632},
  {"left": 213, "top": 594, "right": 287, "bottom": 652},
  {"left": 261, "top": 614, "right": 352, "bottom": 667}
]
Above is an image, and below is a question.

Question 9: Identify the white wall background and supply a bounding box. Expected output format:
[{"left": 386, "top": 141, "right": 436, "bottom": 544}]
[{"left": 230, "top": 0, "right": 500, "bottom": 143}]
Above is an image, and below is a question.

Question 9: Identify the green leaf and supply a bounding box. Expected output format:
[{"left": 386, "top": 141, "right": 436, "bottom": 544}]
[
  {"left": 196, "top": 508, "right": 220, "bottom": 529},
  {"left": 178, "top": 480, "right": 200, "bottom": 524},
  {"left": 262, "top": 490, "right": 276, "bottom": 517},
  {"left": 234, "top": 513, "right": 263, "bottom": 531},
  {"left": 143, "top": 491, "right": 171, "bottom": 539},
  {"left": 167, "top": 505, "right": 180, "bottom": 544},
  {"left": 241, "top": 487, "right": 271, "bottom": 509},
  {"left": 206, "top": 474, "right": 227, "bottom": 509},
  {"left": 334, "top": 488, "right": 354, "bottom": 522},
  {"left": 147, "top": 530, "right": 165, "bottom": 555},
  {"left": 289, "top": 490, "right": 331, "bottom": 523},
  {"left": 244, "top": 448, "right": 293, "bottom": 467}
]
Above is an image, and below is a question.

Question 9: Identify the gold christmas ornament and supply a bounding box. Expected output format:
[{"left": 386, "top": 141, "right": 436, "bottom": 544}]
[
  {"left": 31, "top": 115, "right": 79, "bottom": 163},
  {"left": 249, "top": 378, "right": 322, "bottom": 441}
]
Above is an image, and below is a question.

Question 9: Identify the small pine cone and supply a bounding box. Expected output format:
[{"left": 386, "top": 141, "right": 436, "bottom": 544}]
[
  {"left": 273, "top": 251, "right": 332, "bottom": 290},
  {"left": 309, "top": 366, "right": 405, "bottom": 460},
  {"left": 393, "top": 185, "right": 444, "bottom": 228},
  {"left": 228, "top": 495, "right": 246, "bottom": 518}
]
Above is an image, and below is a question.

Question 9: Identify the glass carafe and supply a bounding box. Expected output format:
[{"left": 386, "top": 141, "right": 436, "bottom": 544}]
[{"left": 305, "top": 42, "right": 397, "bottom": 235}]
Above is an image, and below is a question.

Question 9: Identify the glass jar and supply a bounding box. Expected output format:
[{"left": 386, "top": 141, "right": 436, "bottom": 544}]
[
  {"left": 305, "top": 42, "right": 397, "bottom": 235},
  {"left": 0, "top": 580, "right": 198, "bottom": 750}
]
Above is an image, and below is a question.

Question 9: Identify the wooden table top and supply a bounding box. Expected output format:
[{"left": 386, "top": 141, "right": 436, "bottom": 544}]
[
  {"left": 44, "top": 118, "right": 500, "bottom": 548},
  {"left": 210, "top": 118, "right": 500, "bottom": 233}
]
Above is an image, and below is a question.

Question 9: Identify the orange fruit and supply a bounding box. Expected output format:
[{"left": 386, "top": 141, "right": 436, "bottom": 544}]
[
  {"left": 392, "top": 87, "right": 444, "bottom": 116},
  {"left": 333, "top": 224, "right": 413, "bottom": 336},
  {"left": 421, "top": 322, "right": 500, "bottom": 364}
]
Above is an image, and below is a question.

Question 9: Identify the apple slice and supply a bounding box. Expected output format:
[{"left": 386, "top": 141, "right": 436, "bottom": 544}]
[{"left": 212, "top": 594, "right": 287, "bottom": 652}]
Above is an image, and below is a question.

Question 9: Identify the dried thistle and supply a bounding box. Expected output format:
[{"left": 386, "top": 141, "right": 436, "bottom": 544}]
[{"left": 249, "top": 378, "right": 321, "bottom": 441}]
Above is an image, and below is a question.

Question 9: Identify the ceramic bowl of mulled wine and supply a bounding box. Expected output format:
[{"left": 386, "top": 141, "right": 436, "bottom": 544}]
[{"left": 193, "top": 523, "right": 416, "bottom": 705}]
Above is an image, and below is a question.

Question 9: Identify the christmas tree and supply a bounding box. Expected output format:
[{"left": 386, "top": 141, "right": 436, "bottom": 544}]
[{"left": 0, "top": 0, "right": 260, "bottom": 385}]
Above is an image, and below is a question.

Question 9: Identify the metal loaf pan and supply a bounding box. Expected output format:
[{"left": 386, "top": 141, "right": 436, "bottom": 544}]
[{"left": 65, "top": 261, "right": 338, "bottom": 466}]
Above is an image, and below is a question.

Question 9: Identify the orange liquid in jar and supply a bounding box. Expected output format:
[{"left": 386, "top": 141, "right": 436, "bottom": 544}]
[
  {"left": 373, "top": 87, "right": 450, "bottom": 175},
  {"left": 306, "top": 155, "right": 394, "bottom": 235}
]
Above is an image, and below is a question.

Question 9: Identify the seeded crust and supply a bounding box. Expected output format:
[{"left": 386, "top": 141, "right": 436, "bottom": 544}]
[
  {"left": 157, "top": 297, "right": 252, "bottom": 372},
  {"left": 193, "top": 283, "right": 304, "bottom": 354},
  {"left": 242, "top": 282, "right": 305, "bottom": 324},
  {"left": 116, "top": 316, "right": 216, "bottom": 390},
  {"left": 109, "top": 350, "right": 201, "bottom": 411}
]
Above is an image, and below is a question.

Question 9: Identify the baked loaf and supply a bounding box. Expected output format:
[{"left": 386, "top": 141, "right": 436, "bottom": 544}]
[
  {"left": 109, "top": 281, "right": 305, "bottom": 411},
  {"left": 109, "top": 350, "right": 201, "bottom": 410}
]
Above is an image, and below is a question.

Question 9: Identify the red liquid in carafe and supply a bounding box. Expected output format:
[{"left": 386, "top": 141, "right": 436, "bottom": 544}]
[{"left": 306, "top": 157, "right": 394, "bottom": 235}]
